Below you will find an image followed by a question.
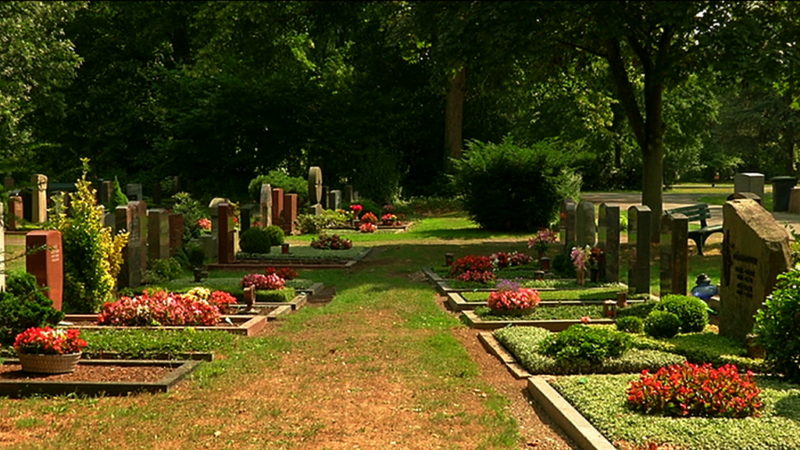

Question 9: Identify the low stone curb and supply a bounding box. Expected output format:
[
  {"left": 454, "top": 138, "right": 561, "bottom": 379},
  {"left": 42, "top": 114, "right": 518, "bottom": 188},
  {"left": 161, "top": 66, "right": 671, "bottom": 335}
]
[
  {"left": 461, "top": 310, "right": 615, "bottom": 331},
  {"left": 0, "top": 359, "right": 202, "bottom": 397},
  {"left": 526, "top": 377, "right": 616, "bottom": 450},
  {"left": 477, "top": 332, "right": 531, "bottom": 379},
  {"left": 82, "top": 352, "right": 214, "bottom": 362},
  {"left": 62, "top": 314, "right": 270, "bottom": 336}
]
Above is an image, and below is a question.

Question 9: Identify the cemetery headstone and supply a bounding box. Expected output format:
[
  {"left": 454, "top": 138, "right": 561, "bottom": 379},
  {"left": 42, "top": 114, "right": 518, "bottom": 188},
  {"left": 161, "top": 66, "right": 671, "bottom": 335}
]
[
  {"left": 121, "top": 201, "right": 147, "bottom": 287},
  {"left": 21, "top": 190, "right": 32, "bottom": 222},
  {"left": 103, "top": 212, "right": 115, "bottom": 229},
  {"left": 308, "top": 166, "right": 323, "bottom": 215},
  {"left": 321, "top": 186, "right": 329, "bottom": 209},
  {"left": 733, "top": 172, "right": 765, "bottom": 199},
  {"left": 788, "top": 187, "right": 800, "bottom": 214},
  {"left": 660, "top": 213, "right": 689, "bottom": 296},
  {"left": 147, "top": 209, "right": 170, "bottom": 260},
  {"left": 216, "top": 203, "right": 235, "bottom": 264},
  {"left": 25, "top": 230, "right": 63, "bottom": 310},
  {"left": 720, "top": 199, "right": 791, "bottom": 342},
  {"left": 559, "top": 199, "right": 577, "bottom": 249},
  {"left": 771, "top": 176, "right": 797, "bottom": 212},
  {"left": 114, "top": 205, "right": 133, "bottom": 287},
  {"left": 576, "top": 201, "right": 596, "bottom": 247},
  {"left": 126, "top": 183, "right": 143, "bottom": 201},
  {"left": 597, "top": 203, "right": 620, "bottom": 283},
  {"left": 627, "top": 205, "right": 652, "bottom": 295},
  {"left": 240, "top": 205, "right": 252, "bottom": 233},
  {"left": 168, "top": 213, "right": 184, "bottom": 256},
  {"left": 328, "top": 190, "right": 342, "bottom": 211},
  {"left": 99, "top": 180, "right": 113, "bottom": 207},
  {"left": 343, "top": 185, "right": 354, "bottom": 204},
  {"left": 271, "top": 187, "right": 285, "bottom": 228},
  {"left": 31, "top": 174, "right": 48, "bottom": 224},
  {"left": 7, "top": 196, "right": 23, "bottom": 230},
  {"left": 282, "top": 193, "right": 298, "bottom": 234},
  {"left": 259, "top": 183, "right": 273, "bottom": 227}
]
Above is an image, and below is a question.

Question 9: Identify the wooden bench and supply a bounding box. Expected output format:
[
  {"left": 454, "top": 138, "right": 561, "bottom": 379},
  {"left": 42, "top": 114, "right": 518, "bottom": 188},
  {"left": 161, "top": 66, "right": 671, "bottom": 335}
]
[{"left": 665, "top": 204, "right": 722, "bottom": 256}]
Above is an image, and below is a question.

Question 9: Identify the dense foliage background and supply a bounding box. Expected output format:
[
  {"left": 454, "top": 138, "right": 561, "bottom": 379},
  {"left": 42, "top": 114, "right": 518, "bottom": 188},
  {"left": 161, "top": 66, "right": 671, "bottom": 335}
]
[{"left": 1, "top": 1, "right": 798, "bottom": 205}]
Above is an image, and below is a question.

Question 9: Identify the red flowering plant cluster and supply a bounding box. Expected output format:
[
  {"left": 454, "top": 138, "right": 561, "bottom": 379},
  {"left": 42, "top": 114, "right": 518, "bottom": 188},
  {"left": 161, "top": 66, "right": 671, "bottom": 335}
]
[
  {"left": 349, "top": 204, "right": 363, "bottom": 220},
  {"left": 381, "top": 213, "right": 398, "bottom": 225},
  {"left": 184, "top": 287, "right": 238, "bottom": 310},
  {"left": 360, "top": 212, "right": 378, "bottom": 224},
  {"left": 627, "top": 362, "right": 763, "bottom": 418},
  {"left": 528, "top": 229, "right": 558, "bottom": 255},
  {"left": 486, "top": 280, "right": 540, "bottom": 313},
  {"left": 311, "top": 234, "right": 353, "bottom": 250},
  {"left": 14, "top": 327, "right": 87, "bottom": 355},
  {"left": 490, "top": 251, "right": 532, "bottom": 268},
  {"left": 359, "top": 222, "right": 377, "bottom": 233},
  {"left": 265, "top": 267, "right": 299, "bottom": 280},
  {"left": 241, "top": 273, "right": 286, "bottom": 290},
  {"left": 457, "top": 270, "right": 496, "bottom": 283},
  {"left": 196, "top": 218, "right": 212, "bottom": 232},
  {"left": 97, "top": 290, "right": 221, "bottom": 326},
  {"left": 450, "top": 255, "right": 496, "bottom": 284}
]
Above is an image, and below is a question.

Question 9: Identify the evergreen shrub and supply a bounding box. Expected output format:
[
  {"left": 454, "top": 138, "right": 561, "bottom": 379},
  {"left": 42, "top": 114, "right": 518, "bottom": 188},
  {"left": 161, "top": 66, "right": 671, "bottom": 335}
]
[
  {"left": 644, "top": 310, "right": 681, "bottom": 339},
  {"left": 755, "top": 268, "right": 800, "bottom": 381}
]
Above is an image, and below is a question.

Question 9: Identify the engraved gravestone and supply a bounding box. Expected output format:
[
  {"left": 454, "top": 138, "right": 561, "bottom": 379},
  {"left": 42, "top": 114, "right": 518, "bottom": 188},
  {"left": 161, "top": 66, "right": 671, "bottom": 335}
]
[
  {"left": 559, "top": 199, "right": 577, "bottom": 250},
  {"left": 25, "top": 230, "right": 63, "bottom": 310},
  {"left": 240, "top": 205, "right": 252, "bottom": 233},
  {"left": 168, "top": 213, "right": 184, "bottom": 256},
  {"left": 99, "top": 180, "right": 113, "bottom": 206},
  {"left": 720, "top": 199, "right": 791, "bottom": 342},
  {"left": 597, "top": 204, "right": 620, "bottom": 283},
  {"left": 734, "top": 172, "right": 765, "bottom": 199},
  {"left": 147, "top": 209, "right": 170, "bottom": 260},
  {"left": 271, "top": 187, "right": 285, "bottom": 228},
  {"left": 627, "top": 205, "right": 652, "bottom": 295},
  {"left": 31, "top": 174, "right": 48, "bottom": 224},
  {"left": 576, "top": 201, "right": 596, "bottom": 247},
  {"left": 328, "top": 190, "right": 342, "bottom": 211},
  {"left": 7, "top": 196, "right": 22, "bottom": 230},
  {"left": 660, "top": 213, "right": 689, "bottom": 295},
  {"left": 343, "top": 185, "right": 354, "bottom": 205},
  {"left": 259, "top": 183, "right": 272, "bottom": 227},
  {"left": 126, "top": 183, "right": 143, "bottom": 202},
  {"left": 282, "top": 193, "right": 298, "bottom": 234},
  {"left": 216, "top": 203, "right": 235, "bottom": 264},
  {"left": 308, "top": 166, "right": 323, "bottom": 215},
  {"left": 127, "top": 201, "right": 148, "bottom": 287}
]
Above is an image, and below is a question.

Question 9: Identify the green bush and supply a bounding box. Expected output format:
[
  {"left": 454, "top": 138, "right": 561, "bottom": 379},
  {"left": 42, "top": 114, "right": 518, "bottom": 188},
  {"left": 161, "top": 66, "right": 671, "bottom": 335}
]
[
  {"left": 616, "top": 316, "right": 644, "bottom": 333},
  {"left": 755, "top": 268, "right": 800, "bottom": 381},
  {"left": 655, "top": 295, "right": 708, "bottom": 332},
  {"left": 296, "top": 210, "right": 349, "bottom": 234},
  {"left": 644, "top": 310, "right": 681, "bottom": 339},
  {"left": 256, "top": 288, "right": 296, "bottom": 303},
  {"left": 143, "top": 258, "right": 183, "bottom": 284},
  {"left": 239, "top": 228, "right": 272, "bottom": 254},
  {"left": 264, "top": 225, "right": 285, "bottom": 245},
  {"left": 346, "top": 198, "right": 382, "bottom": 218},
  {"left": 51, "top": 159, "right": 129, "bottom": 313},
  {"left": 617, "top": 301, "right": 658, "bottom": 319},
  {"left": 552, "top": 251, "right": 576, "bottom": 278},
  {"left": 541, "top": 324, "right": 631, "bottom": 363},
  {"left": 248, "top": 169, "right": 308, "bottom": 204},
  {"left": 452, "top": 138, "right": 580, "bottom": 231},
  {"left": 0, "top": 271, "right": 64, "bottom": 344},
  {"left": 108, "top": 176, "right": 129, "bottom": 210},
  {"left": 171, "top": 192, "right": 206, "bottom": 242}
]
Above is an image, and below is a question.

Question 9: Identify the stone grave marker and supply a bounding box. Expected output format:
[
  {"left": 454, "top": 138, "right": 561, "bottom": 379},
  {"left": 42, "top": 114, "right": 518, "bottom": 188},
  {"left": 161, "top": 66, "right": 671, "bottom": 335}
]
[
  {"left": 597, "top": 203, "right": 620, "bottom": 283},
  {"left": 788, "top": 187, "right": 800, "bottom": 214},
  {"left": 259, "top": 183, "right": 272, "bottom": 227},
  {"left": 734, "top": 172, "right": 765, "bottom": 199},
  {"left": 216, "top": 203, "right": 235, "bottom": 264},
  {"left": 147, "top": 209, "right": 170, "bottom": 260},
  {"left": 282, "top": 193, "right": 298, "bottom": 234},
  {"left": 119, "top": 201, "right": 147, "bottom": 287},
  {"left": 99, "top": 180, "right": 113, "bottom": 206},
  {"left": 168, "top": 213, "right": 184, "bottom": 256},
  {"left": 559, "top": 199, "right": 577, "bottom": 249},
  {"left": 7, "top": 196, "right": 22, "bottom": 230},
  {"left": 126, "top": 183, "right": 143, "bottom": 201},
  {"left": 103, "top": 212, "right": 115, "bottom": 229},
  {"left": 240, "top": 205, "right": 252, "bottom": 233},
  {"left": 31, "top": 174, "right": 48, "bottom": 224},
  {"left": 343, "top": 185, "right": 354, "bottom": 204},
  {"left": 308, "top": 166, "right": 323, "bottom": 215},
  {"left": 328, "top": 190, "right": 342, "bottom": 211},
  {"left": 321, "top": 186, "right": 329, "bottom": 209},
  {"left": 271, "top": 187, "right": 285, "bottom": 228},
  {"left": 576, "top": 201, "right": 596, "bottom": 247},
  {"left": 660, "top": 213, "right": 689, "bottom": 296},
  {"left": 627, "top": 205, "right": 652, "bottom": 295},
  {"left": 25, "top": 230, "right": 63, "bottom": 310},
  {"left": 114, "top": 205, "right": 134, "bottom": 287},
  {"left": 720, "top": 199, "right": 791, "bottom": 342},
  {"left": 20, "top": 190, "right": 32, "bottom": 222}
]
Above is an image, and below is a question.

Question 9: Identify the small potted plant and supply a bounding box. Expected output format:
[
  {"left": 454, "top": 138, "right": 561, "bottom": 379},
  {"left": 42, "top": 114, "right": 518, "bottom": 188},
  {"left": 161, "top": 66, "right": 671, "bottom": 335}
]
[
  {"left": 359, "top": 222, "right": 377, "bottom": 233},
  {"left": 14, "top": 327, "right": 88, "bottom": 374}
]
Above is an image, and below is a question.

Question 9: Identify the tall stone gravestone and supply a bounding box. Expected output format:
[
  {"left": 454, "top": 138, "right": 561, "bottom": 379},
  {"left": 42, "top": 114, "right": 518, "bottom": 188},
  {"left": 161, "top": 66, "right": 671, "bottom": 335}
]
[
  {"left": 660, "top": 213, "right": 689, "bottom": 295},
  {"left": 25, "top": 230, "right": 63, "bottom": 310},
  {"left": 147, "top": 209, "right": 170, "bottom": 260},
  {"left": 576, "top": 201, "right": 596, "bottom": 247},
  {"left": 321, "top": 186, "right": 329, "bottom": 209},
  {"left": 99, "top": 180, "right": 113, "bottom": 207},
  {"left": 7, "top": 196, "right": 22, "bottom": 230},
  {"left": 282, "top": 193, "right": 298, "bottom": 234},
  {"left": 597, "top": 204, "right": 620, "bottom": 283},
  {"left": 720, "top": 199, "right": 791, "bottom": 342},
  {"left": 168, "top": 213, "right": 184, "bottom": 256},
  {"left": 259, "top": 183, "right": 272, "bottom": 227},
  {"left": 126, "top": 183, "right": 143, "bottom": 201},
  {"left": 559, "top": 199, "right": 577, "bottom": 250},
  {"left": 271, "top": 187, "right": 285, "bottom": 228},
  {"left": 328, "top": 190, "right": 342, "bottom": 211},
  {"left": 240, "top": 205, "right": 252, "bottom": 233},
  {"left": 31, "top": 174, "right": 48, "bottom": 224},
  {"left": 734, "top": 172, "right": 765, "bottom": 199},
  {"left": 216, "top": 203, "right": 236, "bottom": 264},
  {"left": 115, "top": 204, "right": 134, "bottom": 288},
  {"left": 627, "top": 205, "right": 652, "bottom": 295},
  {"left": 343, "top": 185, "right": 354, "bottom": 205},
  {"left": 308, "top": 166, "right": 324, "bottom": 215}
]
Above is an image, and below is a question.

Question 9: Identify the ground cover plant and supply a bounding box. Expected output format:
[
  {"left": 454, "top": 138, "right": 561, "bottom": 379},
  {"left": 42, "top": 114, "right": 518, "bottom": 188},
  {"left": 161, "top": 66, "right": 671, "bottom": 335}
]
[
  {"left": 238, "top": 245, "right": 364, "bottom": 260},
  {"left": 80, "top": 329, "right": 235, "bottom": 359},
  {"left": 460, "top": 286, "right": 628, "bottom": 302},
  {"left": 551, "top": 374, "right": 800, "bottom": 449},
  {"left": 474, "top": 305, "right": 606, "bottom": 321},
  {"left": 97, "top": 290, "right": 223, "bottom": 326}
]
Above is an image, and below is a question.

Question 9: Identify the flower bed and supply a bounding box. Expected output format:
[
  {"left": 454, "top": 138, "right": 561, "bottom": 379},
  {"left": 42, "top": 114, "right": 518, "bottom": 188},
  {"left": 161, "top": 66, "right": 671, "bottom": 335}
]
[
  {"left": 98, "top": 291, "right": 225, "bottom": 326},
  {"left": 548, "top": 374, "right": 800, "bottom": 449}
]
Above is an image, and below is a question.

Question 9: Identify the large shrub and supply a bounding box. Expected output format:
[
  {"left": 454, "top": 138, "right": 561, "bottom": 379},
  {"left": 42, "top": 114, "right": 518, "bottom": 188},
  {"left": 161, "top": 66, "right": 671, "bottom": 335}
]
[
  {"left": 296, "top": 210, "right": 349, "bottom": 234},
  {"left": 248, "top": 169, "right": 308, "bottom": 204},
  {"left": 654, "top": 295, "right": 708, "bottom": 332},
  {"left": 0, "top": 271, "right": 64, "bottom": 344},
  {"left": 452, "top": 138, "right": 581, "bottom": 231},
  {"left": 171, "top": 192, "right": 206, "bottom": 242},
  {"left": 51, "top": 159, "right": 129, "bottom": 313},
  {"left": 755, "top": 268, "right": 800, "bottom": 381},
  {"left": 240, "top": 228, "right": 273, "bottom": 254},
  {"left": 644, "top": 310, "right": 681, "bottom": 339},
  {"left": 541, "top": 324, "right": 631, "bottom": 363}
]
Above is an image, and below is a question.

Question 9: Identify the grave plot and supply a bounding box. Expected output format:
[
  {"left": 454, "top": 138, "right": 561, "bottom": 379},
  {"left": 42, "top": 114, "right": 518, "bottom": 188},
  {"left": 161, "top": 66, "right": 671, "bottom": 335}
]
[
  {"left": 209, "top": 246, "right": 372, "bottom": 269},
  {"left": 445, "top": 283, "right": 640, "bottom": 311},
  {"left": 0, "top": 359, "right": 201, "bottom": 397},
  {"left": 61, "top": 313, "right": 277, "bottom": 336}
]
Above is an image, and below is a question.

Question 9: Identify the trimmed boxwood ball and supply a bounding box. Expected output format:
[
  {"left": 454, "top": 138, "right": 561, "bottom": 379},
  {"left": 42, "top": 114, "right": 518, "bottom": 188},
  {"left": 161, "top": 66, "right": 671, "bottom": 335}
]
[
  {"left": 616, "top": 301, "right": 657, "bottom": 319},
  {"left": 644, "top": 310, "right": 681, "bottom": 339},
  {"left": 541, "top": 324, "right": 631, "bottom": 363},
  {"left": 240, "top": 228, "right": 272, "bottom": 254},
  {"left": 655, "top": 295, "right": 708, "bottom": 332},
  {"left": 263, "top": 225, "right": 285, "bottom": 246},
  {"left": 616, "top": 316, "right": 644, "bottom": 333},
  {"left": 755, "top": 268, "right": 800, "bottom": 382},
  {"left": 452, "top": 138, "right": 581, "bottom": 231}
]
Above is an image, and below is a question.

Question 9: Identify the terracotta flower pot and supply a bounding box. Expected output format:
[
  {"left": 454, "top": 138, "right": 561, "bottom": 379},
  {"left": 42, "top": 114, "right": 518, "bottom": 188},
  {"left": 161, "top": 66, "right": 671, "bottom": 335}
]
[{"left": 17, "top": 352, "right": 82, "bottom": 374}]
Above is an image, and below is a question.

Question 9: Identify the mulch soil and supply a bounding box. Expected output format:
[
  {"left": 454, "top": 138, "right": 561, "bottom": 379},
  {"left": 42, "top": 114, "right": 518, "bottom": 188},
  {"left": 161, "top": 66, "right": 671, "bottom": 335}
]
[{"left": 0, "top": 364, "right": 174, "bottom": 382}]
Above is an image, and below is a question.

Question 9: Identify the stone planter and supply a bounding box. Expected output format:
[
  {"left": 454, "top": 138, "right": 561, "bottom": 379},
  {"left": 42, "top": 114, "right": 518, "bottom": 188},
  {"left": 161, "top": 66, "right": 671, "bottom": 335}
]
[{"left": 18, "top": 352, "right": 82, "bottom": 374}]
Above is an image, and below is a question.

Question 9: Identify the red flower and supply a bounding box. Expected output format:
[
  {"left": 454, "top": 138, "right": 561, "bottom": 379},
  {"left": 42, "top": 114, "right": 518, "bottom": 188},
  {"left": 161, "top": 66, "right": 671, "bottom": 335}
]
[
  {"left": 487, "top": 287, "right": 540, "bottom": 311},
  {"left": 14, "top": 327, "right": 88, "bottom": 355}
]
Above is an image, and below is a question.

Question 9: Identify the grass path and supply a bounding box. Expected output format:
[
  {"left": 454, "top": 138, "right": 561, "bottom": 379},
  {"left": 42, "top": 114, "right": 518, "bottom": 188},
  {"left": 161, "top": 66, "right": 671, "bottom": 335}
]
[{"left": 0, "top": 233, "right": 571, "bottom": 448}]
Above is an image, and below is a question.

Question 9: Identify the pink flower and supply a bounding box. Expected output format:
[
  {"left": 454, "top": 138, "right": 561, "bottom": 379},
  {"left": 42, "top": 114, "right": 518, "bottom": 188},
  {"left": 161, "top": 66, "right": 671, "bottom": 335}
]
[{"left": 580, "top": 316, "right": 591, "bottom": 324}]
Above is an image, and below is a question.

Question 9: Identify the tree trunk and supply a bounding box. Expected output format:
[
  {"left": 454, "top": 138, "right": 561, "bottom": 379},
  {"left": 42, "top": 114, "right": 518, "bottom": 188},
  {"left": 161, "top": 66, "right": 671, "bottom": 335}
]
[
  {"left": 642, "top": 71, "right": 666, "bottom": 243},
  {"left": 444, "top": 67, "right": 466, "bottom": 170}
]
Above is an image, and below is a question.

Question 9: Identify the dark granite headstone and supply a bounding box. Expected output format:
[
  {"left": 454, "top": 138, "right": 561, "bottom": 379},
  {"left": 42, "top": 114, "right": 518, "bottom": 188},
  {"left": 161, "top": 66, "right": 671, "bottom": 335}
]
[
  {"left": 627, "top": 205, "right": 652, "bottom": 295},
  {"left": 576, "top": 201, "right": 596, "bottom": 247},
  {"left": 147, "top": 209, "right": 170, "bottom": 260},
  {"left": 559, "top": 199, "right": 577, "bottom": 250},
  {"left": 597, "top": 203, "right": 620, "bottom": 283},
  {"left": 168, "top": 213, "right": 184, "bottom": 256},
  {"left": 660, "top": 213, "right": 689, "bottom": 296}
]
